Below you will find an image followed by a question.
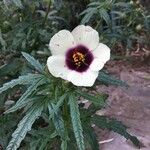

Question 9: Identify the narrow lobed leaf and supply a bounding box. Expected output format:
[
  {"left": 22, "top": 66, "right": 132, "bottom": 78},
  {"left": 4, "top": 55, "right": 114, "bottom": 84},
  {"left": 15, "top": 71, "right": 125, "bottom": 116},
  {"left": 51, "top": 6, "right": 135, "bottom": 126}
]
[
  {"left": 6, "top": 104, "right": 43, "bottom": 150},
  {"left": 92, "top": 115, "right": 141, "bottom": 148},
  {"left": 83, "top": 125, "right": 99, "bottom": 150},
  {"left": 99, "top": 8, "right": 111, "bottom": 25},
  {"left": 48, "top": 103, "right": 65, "bottom": 139},
  {"left": 69, "top": 94, "right": 85, "bottom": 150},
  {"left": 4, "top": 77, "right": 46, "bottom": 114},
  {"left": 76, "top": 90, "right": 107, "bottom": 107},
  {"left": 80, "top": 8, "right": 97, "bottom": 24},
  {"left": 97, "top": 71, "right": 128, "bottom": 87},
  {"left": 0, "top": 74, "right": 43, "bottom": 94},
  {"left": 22, "top": 52, "right": 44, "bottom": 73}
]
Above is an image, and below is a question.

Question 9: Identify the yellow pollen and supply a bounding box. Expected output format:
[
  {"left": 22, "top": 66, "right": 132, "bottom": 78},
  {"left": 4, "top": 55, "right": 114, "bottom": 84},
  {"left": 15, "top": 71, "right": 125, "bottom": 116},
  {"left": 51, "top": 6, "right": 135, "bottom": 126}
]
[{"left": 72, "top": 52, "right": 85, "bottom": 67}]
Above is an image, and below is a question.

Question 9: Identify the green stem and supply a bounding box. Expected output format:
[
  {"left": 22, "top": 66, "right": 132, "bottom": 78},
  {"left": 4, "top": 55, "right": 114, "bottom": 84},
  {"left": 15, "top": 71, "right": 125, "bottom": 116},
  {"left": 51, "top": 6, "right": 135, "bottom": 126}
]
[{"left": 42, "top": 0, "right": 51, "bottom": 26}]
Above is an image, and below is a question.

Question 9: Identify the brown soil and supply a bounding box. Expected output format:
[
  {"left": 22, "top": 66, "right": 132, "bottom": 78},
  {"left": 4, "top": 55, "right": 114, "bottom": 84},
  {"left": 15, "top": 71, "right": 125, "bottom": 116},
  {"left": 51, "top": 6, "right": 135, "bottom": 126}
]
[{"left": 95, "top": 60, "right": 150, "bottom": 150}]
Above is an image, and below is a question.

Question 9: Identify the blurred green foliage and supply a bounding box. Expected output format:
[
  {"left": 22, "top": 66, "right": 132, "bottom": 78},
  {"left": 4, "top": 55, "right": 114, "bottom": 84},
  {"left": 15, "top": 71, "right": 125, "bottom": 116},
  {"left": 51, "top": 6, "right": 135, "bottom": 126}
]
[
  {"left": 0, "top": 0, "right": 149, "bottom": 55},
  {"left": 80, "top": 0, "right": 150, "bottom": 50}
]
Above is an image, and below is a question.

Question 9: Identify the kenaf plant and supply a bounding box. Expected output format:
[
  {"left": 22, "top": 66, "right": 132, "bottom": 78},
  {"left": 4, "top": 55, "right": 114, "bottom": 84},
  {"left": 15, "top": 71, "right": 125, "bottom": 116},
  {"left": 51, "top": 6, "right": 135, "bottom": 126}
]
[
  {"left": 0, "top": 52, "right": 140, "bottom": 150},
  {"left": 0, "top": 25, "right": 141, "bottom": 150}
]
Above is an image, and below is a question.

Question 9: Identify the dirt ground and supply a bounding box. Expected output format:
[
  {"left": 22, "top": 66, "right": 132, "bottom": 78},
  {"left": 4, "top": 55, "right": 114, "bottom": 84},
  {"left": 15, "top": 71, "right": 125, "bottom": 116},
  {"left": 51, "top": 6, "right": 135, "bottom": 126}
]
[{"left": 95, "top": 60, "right": 150, "bottom": 150}]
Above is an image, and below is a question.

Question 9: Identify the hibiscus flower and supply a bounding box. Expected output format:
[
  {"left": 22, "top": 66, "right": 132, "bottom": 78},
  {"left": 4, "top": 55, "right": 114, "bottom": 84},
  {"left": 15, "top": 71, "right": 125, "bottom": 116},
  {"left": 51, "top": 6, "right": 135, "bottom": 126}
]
[{"left": 47, "top": 25, "right": 110, "bottom": 87}]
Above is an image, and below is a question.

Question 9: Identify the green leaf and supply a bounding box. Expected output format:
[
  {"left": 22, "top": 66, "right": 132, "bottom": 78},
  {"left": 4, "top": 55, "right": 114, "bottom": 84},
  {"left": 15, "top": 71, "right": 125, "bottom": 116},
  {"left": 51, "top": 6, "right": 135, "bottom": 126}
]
[
  {"left": 0, "top": 114, "right": 20, "bottom": 149},
  {"left": 0, "top": 29, "right": 6, "bottom": 51},
  {"left": 48, "top": 103, "right": 65, "bottom": 139},
  {"left": 4, "top": 77, "right": 46, "bottom": 114},
  {"left": 80, "top": 8, "right": 97, "bottom": 24},
  {"left": 12, "top": 0, "right": 23, "bottom": 8},
  {"left": 92, "top": 115, "right": 141, "bottom": 148},
  {"left": 88, "top": 2, "right": 100, "bottom": 7},
  {"left": 99, "top": 8, "right": 111, "bottom": 25},
  {"left": 22, "top": 52, "right": 44, "bottom": 73},
  {"left": 0, "top": 59, "right": 23, "bottom": 76},
  {"left": 38, "top": 139, "right": 49, "bottom": 150},
  {"left": 76, "top": 90, "right": 107, "bottom": 107},
  {"left": 69, "top": 94, "right": 85, "bottom": 150},
  {"left": 25, "top": 128, "right": 57, "bottom": 150},
  {"left": 47, "top": 94, "right": 67, "bottom": 139},
  {"left": 61, "top": 140, "right": 68, "bottom": 150},
  {"left": 0, "top": 74, "right": 43, "bottom": 94},
  {"left": 114, "top": 2, "right": 130, "bottom": 8},
  {"left": 49, "top": 131, "right": 58, "bottom": 139},
  {"left": 97, "top": 71, "right": 128, "bottom": 87},
  {"left": 6, "top": 104, "right": 43, "bottom": 150},
  {"left": 55, "top": 93, "right": 67, "bottom": 110},
  {"left": 83, "top": 125, "right": 99, "bottom": 150},
  {"left": 53, "top": 0, "right": 63, "bottom": 9}
]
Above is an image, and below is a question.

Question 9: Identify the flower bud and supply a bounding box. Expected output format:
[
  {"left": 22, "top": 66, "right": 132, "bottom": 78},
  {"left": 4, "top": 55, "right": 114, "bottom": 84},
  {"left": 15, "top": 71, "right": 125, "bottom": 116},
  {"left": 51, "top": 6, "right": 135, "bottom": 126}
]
[
  {"left": 130, "top": 1, "right": 134, "bottom": 5},
  {"left": 136, "top": 24, "right": 142, "bottom": 31}
]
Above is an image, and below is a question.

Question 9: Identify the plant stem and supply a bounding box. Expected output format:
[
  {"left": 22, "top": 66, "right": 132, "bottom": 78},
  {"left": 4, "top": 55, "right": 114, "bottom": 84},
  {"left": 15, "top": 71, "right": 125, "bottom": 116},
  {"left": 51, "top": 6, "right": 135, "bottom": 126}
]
[{"left": 42, "top": 0, "right": 51, "bottom": 26}]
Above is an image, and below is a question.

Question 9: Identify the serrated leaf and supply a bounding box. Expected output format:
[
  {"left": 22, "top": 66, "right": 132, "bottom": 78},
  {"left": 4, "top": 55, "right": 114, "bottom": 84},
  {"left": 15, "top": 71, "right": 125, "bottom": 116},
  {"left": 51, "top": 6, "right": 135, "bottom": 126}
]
[
  {"left": 0, "top": 74, "right": 43, "bottom": 94},
  {"left": 48, "top": 103, "right": 65, "bottom": 139},
  {"left": 55, "top": 93, "right": 67, "bottom": 110},
  {"left": 6, "top": 104, "right": 43, "bottom": 150},
  {"left": 69, "top": 94, "right": 85, "bottom": 150},
  {"left": 97, "top": 71, "right": 128, "bottom": 87},
  {"left": 83, "top": 125, "right": 99, "bottom": 150},
  {"left": 4, "top": 77, "right": 46, "bottom": 114},
  {"left": 22, "top": 52, "right": 44, "bottom": 73},
  {"left": 80, "top": 8, "right": 97, "bottom": 24},
  {"left": 76, "top": 90, "right": 107, "bottom": 107},
  {"left": 92, "top": 115, "right": 141, "bottom": 148},
  {"left": 99, "top": 8, "right": 111, "bottom": 25},
  {"left": 48, "top": 94, "right": 67, "bottom": 139}
]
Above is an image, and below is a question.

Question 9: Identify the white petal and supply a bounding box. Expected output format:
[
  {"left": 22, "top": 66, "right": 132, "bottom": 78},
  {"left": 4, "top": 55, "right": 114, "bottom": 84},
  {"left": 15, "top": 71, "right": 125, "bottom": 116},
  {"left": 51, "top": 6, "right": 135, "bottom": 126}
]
[
  {"left": 67, "top": 70, "right": 98, "bottom": 87},
  {"left": 47, "top": 56, "right": 70, "bottom": 80},
  {"left": 49, "top": 30, "right": 75, "bottom": 55},
  {"left": 71, "top": 25, "right": 99, "bottom": 51},
  {"left": 93, "top": 43, "right": 110, "bottom": 63},
  {"left": 90, "top": 59, "right": 104, "bottom": 71}
]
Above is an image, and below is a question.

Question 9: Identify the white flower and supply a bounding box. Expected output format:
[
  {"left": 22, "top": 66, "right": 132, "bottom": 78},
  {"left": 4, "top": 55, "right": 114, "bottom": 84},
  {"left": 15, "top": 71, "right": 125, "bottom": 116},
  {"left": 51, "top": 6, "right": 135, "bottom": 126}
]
[{"left": 47, "top": 25, "right": 110, "bottom": 87}]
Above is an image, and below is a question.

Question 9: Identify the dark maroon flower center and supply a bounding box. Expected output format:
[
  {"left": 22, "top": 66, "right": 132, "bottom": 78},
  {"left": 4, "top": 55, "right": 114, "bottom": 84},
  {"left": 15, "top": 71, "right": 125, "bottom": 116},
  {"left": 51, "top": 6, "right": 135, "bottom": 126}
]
[{"left": 65, "top": 45, "right": 93, "bottom": 72}]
